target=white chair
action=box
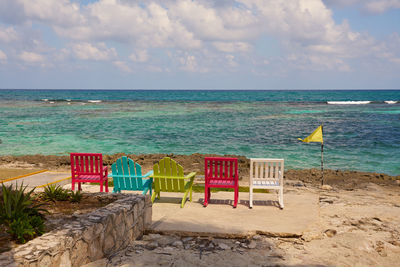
[249,158,284,209]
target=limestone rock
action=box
[158,236,177,247]
[182,237,193,242]
[248,241,257,249]
[81,258,108,267]
[172,241,184,248]
[252,234,262,240]
[324,229,337,238]
[218,243,230,250]
[321,185,333,190]
[145,241,159,250]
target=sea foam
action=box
[327,101,371,105]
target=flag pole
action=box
[321,125,324,185]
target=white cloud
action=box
[113,61,132,73]
[0,0,399,77]
[0,50,7,62]
[213,42,251,53]
[129,50,149,63]
[179,54,198,72]
[364,0,400,14]
[0,26,18,43]
[0,0,83,26]
[70,42,117,61]
[323,0,400,14]
[19,51,44,63]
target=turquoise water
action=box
[0,89,399,175]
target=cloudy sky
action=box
[0,0,399,89]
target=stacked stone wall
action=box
[0,194,152,267]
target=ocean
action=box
[0,89,399,175]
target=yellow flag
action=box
[298,125,323,143]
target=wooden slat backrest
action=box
[205,157,238,181]
[112,156,143,190]
[250,158,284,181]
[71,153,103,176]
[153,157,185,192]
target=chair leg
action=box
[190,187,192,202]
[105,180,109,193]
[72,181,75,191]
[181,190,189,208]
[279,188,284,209]
[249,186,253,209]
[78,182,82,191]
[151,191,157,203]
[100,181,103,192]
[157,192,160,200]
[233,187,238,208]
[203,185,208,207]
[207,187,211,201]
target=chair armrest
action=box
[184,172,196,190]
[142,170,154,178]
[184,172,196,182]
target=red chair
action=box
[70,153,108,192]
[204,157,239,208]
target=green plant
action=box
[69,190,82,203]
[8,216,35,244]
[0,183,46,225]
[43,184,70,201]
[29,215,45,235]
[0,183,47,244]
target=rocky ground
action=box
[79,182,400,267]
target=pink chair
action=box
[204,157,239,208]
[70,153,108,192]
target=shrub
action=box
[69,190,82,203]
[8,216,35,244]
[0,183,47,244]
[42,184,70,202]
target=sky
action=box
[0,0,400,90]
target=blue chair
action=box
[109,156,153,195]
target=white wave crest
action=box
[384,101,397,104]
[327,101,371,105]
[42,99,48,101]
[88,100,102,103]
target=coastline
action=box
[1,153,398,189]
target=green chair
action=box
[151,157,196,208]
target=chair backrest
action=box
[204,157,238,182]
[70,153,103,176]
[153,157,185,192]
[250,158,284,182]
[112,156,143,190]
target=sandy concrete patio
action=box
[149,190,320,237]
[2,171,70,189]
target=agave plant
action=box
[0,183,45,224]
[0,183,47,243]
[42,184,70,202]
[69,190,82,203]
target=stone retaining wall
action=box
[0,193,152,267]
